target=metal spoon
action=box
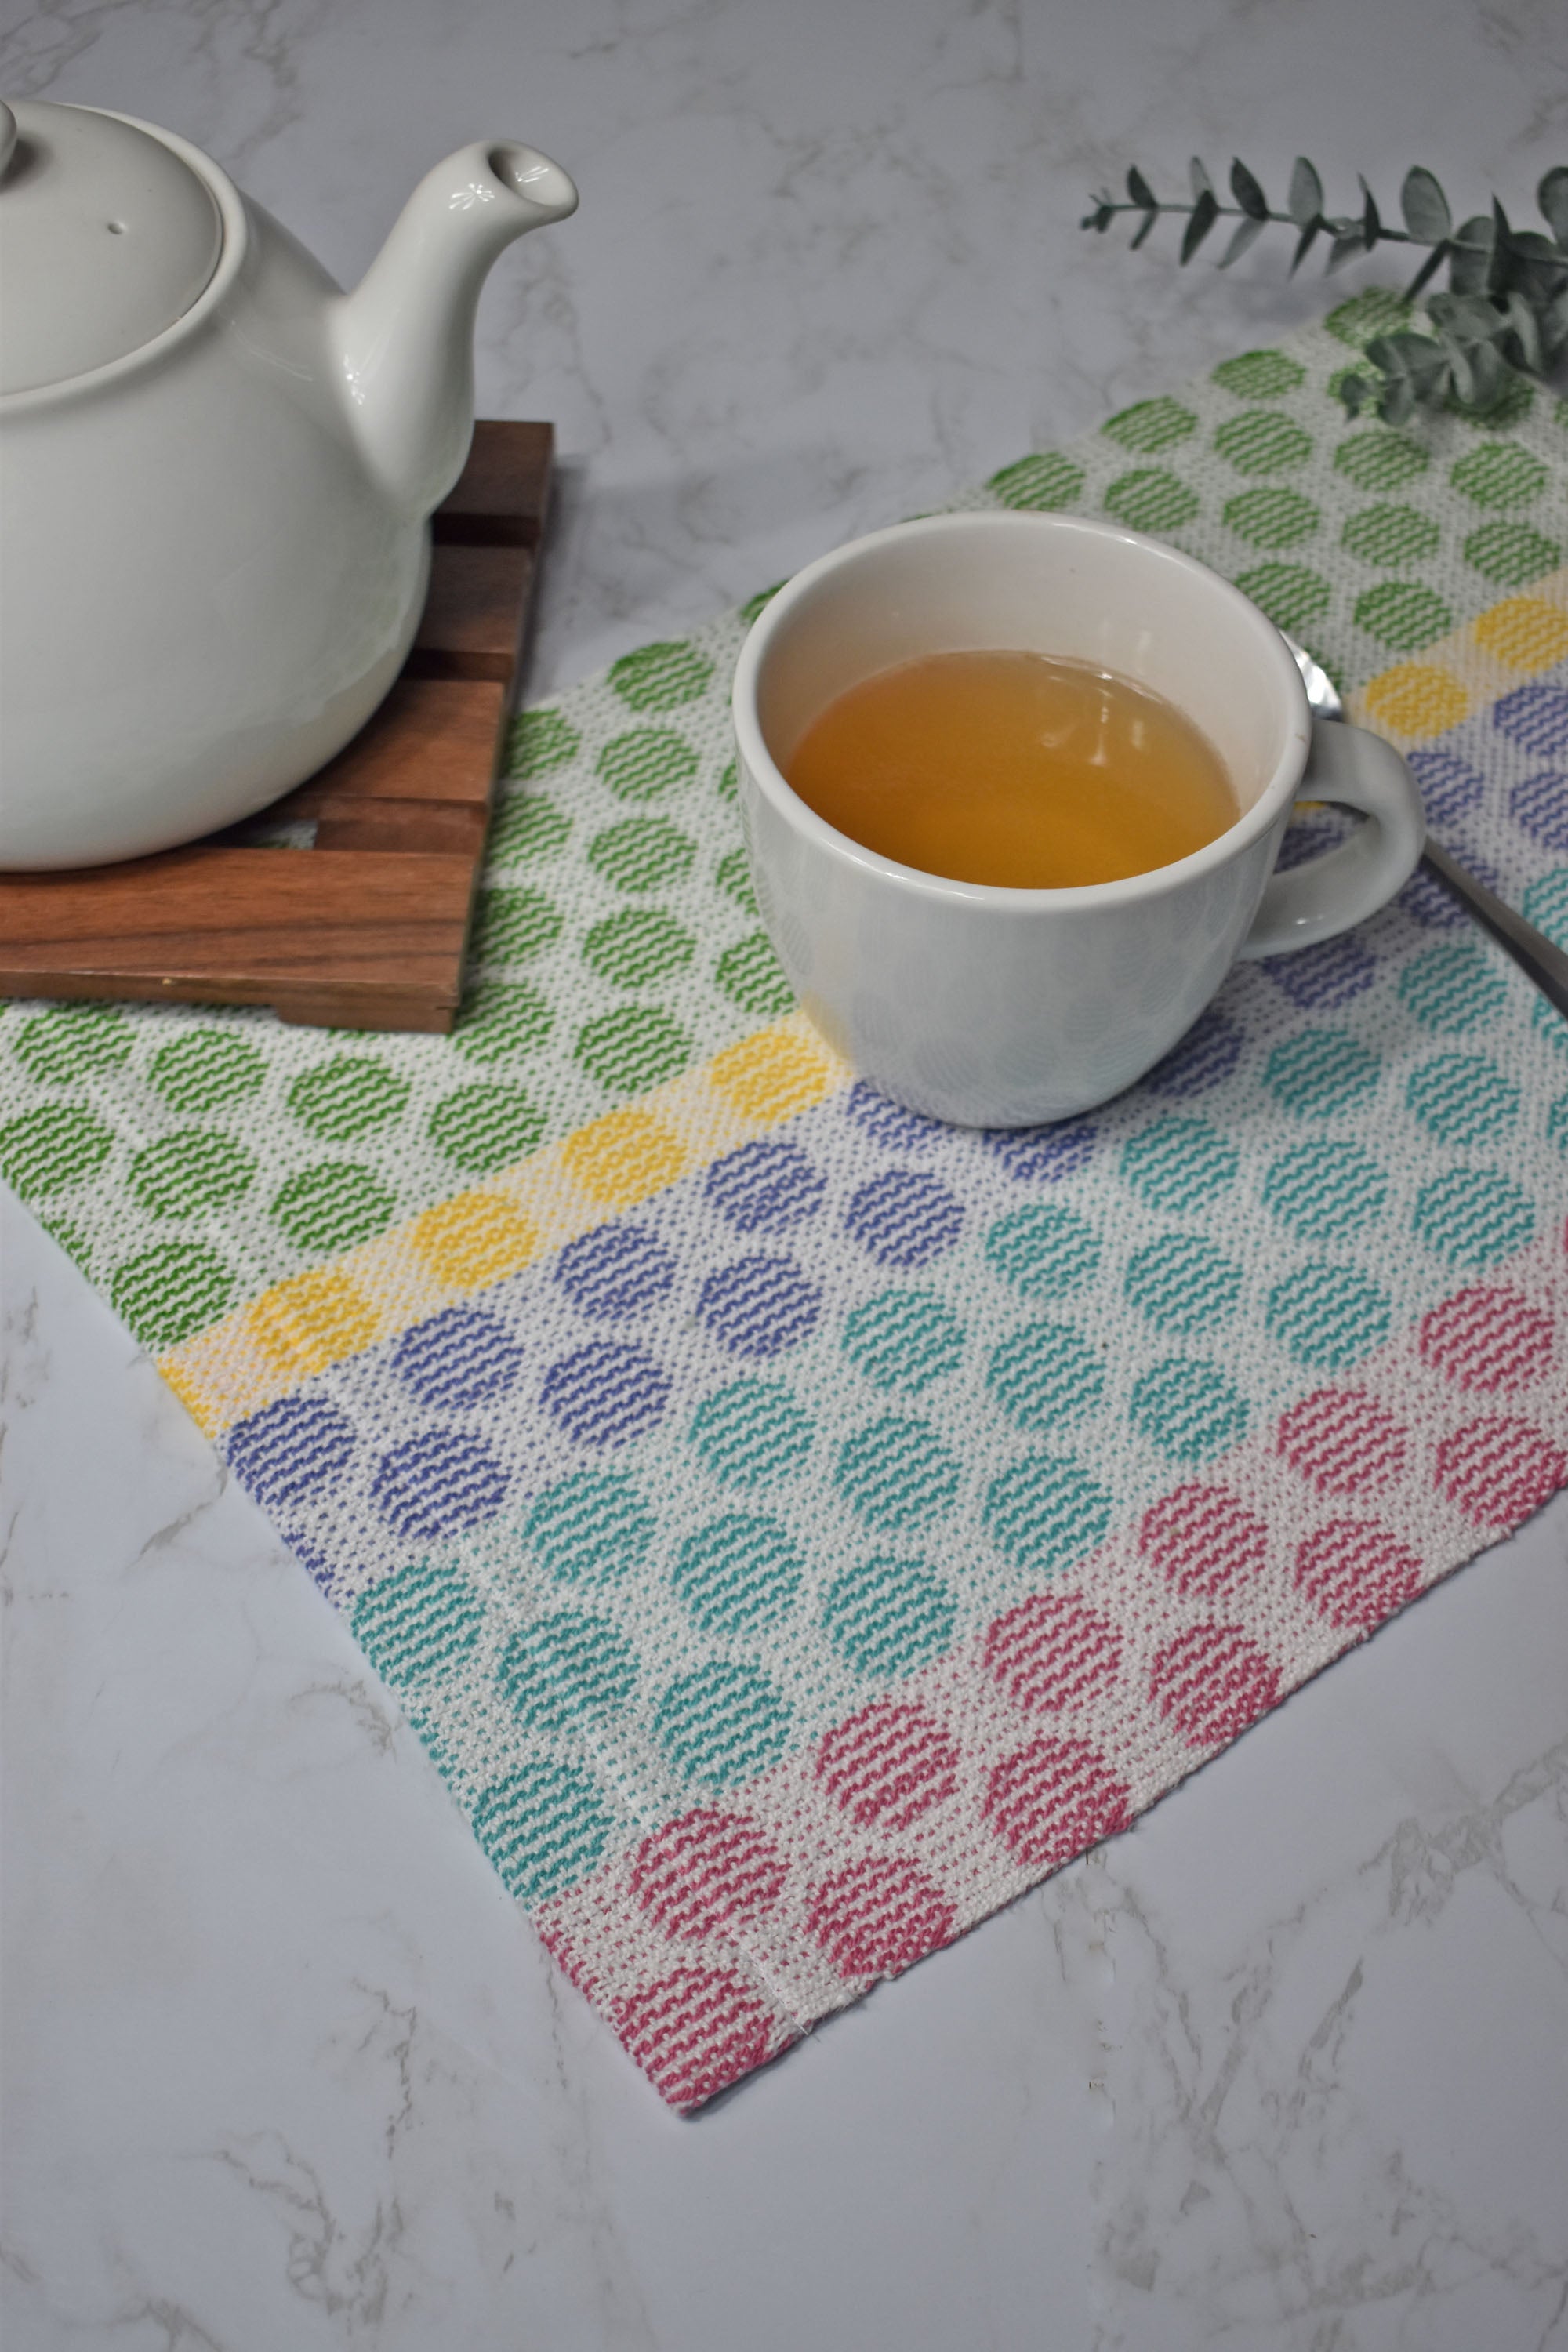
[1283,635,1568,1022]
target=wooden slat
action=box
[434,419,553,546]
[408,543,536,682]
[270,677,505,817]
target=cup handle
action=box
[1236,719,1426,960]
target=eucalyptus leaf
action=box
[1400,167,1451,242]
[1541,165,1568,243]
[1287,156,1323,228]
[1130,208,1159,250]
[1381,375,1417,426]
[1216,213,1265,268]
[1504,288,1543,371]
[1359,177,1382,246]
[1403,241,1449,302]
[1327,227,1367,273]
[1289,220,1321,274]
[1189,156,1214,201]
[1127,165,1156,209]
[1230,158,1268,220]
[1180,187,1219,262]
[1439,330,1475,405]
[1465,339,1509,408]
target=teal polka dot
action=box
[672,1513,803,1634]
[473,1760,611,1904]
[351,1559,485,1684]
[524,1472,655,1586]
[1547,1092,1568,1153]
[497,1612,637,1733]
[842,1290,966,1392]
[1262,1142,1389,1238]
[688,1379,815,1487]
[986,1320,1105,1428]
[836,1416,960,1530]
[1123,1234,1243,1334]
[1265,1263,1392,1370]
[1129,1359,1248,1463]
[984,1454,1113,1573]
[1522,870,1568,946]
[821,1556,956,1677]
[984,1203,1101,1297]
[1399,946,1508,1035]
[1264,1029,1382,1118]
[654,1662,792,1787]
[1413,1169,1537,1271]
[1405,1054,1521,1145]
[1121,1118,1240,1210]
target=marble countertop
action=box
[3,2,1566,2346]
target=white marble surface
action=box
[4,2,1568,2345]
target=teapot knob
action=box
[0,103,16,180]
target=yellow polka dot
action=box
[710,1026,836,1125]
[1359,663,1471,739]
[159,1354,224,1435]
[1472,596,1568,673]
[561,1107,688,1207]
[408,1192,539,1291]
[247,1267,381,1377]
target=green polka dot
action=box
[842,1290,966,1393]
[1334,431,1429,493]
[1406,1054,1521,1145]
[717,759,739,802]
[1102,397,1199,454]
[1262,1141,1389,1238]
[987,1319,1104,1428]
[689,1378,815,1488]
[715,846,758,913]
[715,931,794,1018]
[587,816,698,894]
[1235,563,1332,633]
[1212,349,1306,399]
[11,1004,132,1085]
[1341,503,1442,568]
[428,1083,546,1174]
[1214,410,1314,476]
[654,1662,792,1787]
[1462,521,1562,586]
[489,793,572,864]
[1354,579,1454,648]
[510,706,580,779]
[0,1103,114,1200]
[1265,1263,1392,1369]
[452,980,554,1062]
[129,1129,256,1218]
[1103,469,1202,532]
[1120,1118,1240,1210]
[989,452,1086,510]
[574,1005,691,1095]
[1399,945,1508,1035]
[1225,487,1320,548]
[1326,289,1411,349]
[1523,872,1568,948]
[596,729,700,802]
[1265,1029,1382,1117]
[836,1415,960,1530]
[983,1453,1112,1573]
[739,583,785,626]
[582,908,696,989]
[1450,444,1549,510]
[673,1513,804,1635]
[822,1556,956,1677]
[1123,1234,1243,1334]
[524,1472,655,1586]
[288,1055,411,1142]
[608,640,714,713]
[111,1240,235,1349]
[472,1760,611,1904]
[1413,1168,1537,1270]
[270,1161,397,1252]
[473,885,564,964]
[147,1029,267,1113]
[1128,1359,1248,1464]
[352,1559,485,1684]
[1450,372,1534,431]
[498,1612,637,1732]
[985,1203,1101,1297]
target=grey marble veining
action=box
[4,2,1568,2347]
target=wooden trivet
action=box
[0,422,553,1035]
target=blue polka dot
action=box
[1407,745,1486,822]
[554,1223,676,1320]
[1144,1007,1243,1097]
[844,1079,942,1152]
[1397,865,1470,928]
[1510,772,1568,850]
[227,1394,356,1508]
[698,1254,821,1357]
[1261,931,1379,1010]
[1493,684,1568,760]
[844,1170,964,1267]
[983,1123,1096,1183]
[1275,811,1354,871]
[371,1429,510,1537]
[393,1307,524,1407]
[705,1138,826,1232]
[542,1341,672,1446]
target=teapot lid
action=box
[0,100,223,395]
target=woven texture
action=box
[4,292,1566,2110]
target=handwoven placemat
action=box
[4,293,1565,2109]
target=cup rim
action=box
[730,509,1312,912]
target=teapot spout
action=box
[333,140,575,517]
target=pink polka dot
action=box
[1435,1417,1568,1528]
[1294,1518,1423,1628]
[983,1735,1132,1871]
[1276,1388,1409,1495]
[1419,1287,1555,1394]
[615,1965,777,2110]
[629,1809,788,1942]
[1148,1623,1281,1748]
[815,1700,960,1831]
[1139,1484,1269,1600]
[806,1856,957,1981]
[984,1591,1122,1713]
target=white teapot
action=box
[0,100,576,868]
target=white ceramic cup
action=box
[731,511,1425,1127]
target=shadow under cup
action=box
[731,510,1312,1129]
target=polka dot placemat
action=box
[4,300,1566,2110]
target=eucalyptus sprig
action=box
[1081,158,1568,423]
